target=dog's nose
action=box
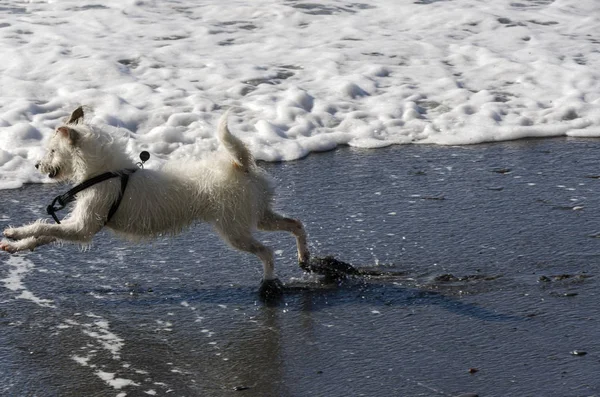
[35,163,39,169]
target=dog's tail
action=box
[218,109,253,172]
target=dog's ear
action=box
[67,106,84,125]
[57,126,79,145]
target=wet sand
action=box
[2,138,600,397]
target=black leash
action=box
[47,169,137,224]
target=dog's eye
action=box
[50,150,55,155]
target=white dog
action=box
[1,107,310,297]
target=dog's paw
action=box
[298,251,310,267]
[258,278,284,302]
[3,227,23,241]
[0,242,18,254]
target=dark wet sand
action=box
[2,138,600,397]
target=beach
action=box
[2,138,600,396]
[2,0,600,395]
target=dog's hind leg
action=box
[215,227,276,280]
[258,210,310,265]
[215,226,283,299]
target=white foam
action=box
[0,256,55,308]
[65,315,153,393]
[71,355,93,367]
[95,370,140,390]
[81,315,125,360]
[1,0,600,189]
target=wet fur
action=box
[1,107,310,285]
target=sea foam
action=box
[1,0,599,189]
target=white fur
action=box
[1,108,310,282]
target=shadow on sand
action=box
[74,256,520,324]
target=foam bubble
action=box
[0,0,599,188]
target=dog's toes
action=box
[0,243,17,254]
[3,227,24,241]
[299,252,310,268]
[299,259,311,272]
[258,278,284,302]
[3,228,16,240]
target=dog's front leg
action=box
[0,236,57,253]
[4,220,61,241]
[4,222,62,241]
[3,223,37,241]
[3,219,101,245]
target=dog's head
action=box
[37,106,135,183]
[36,107,85,182]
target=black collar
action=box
[47,169,137,224]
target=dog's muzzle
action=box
[37,163,59,178]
